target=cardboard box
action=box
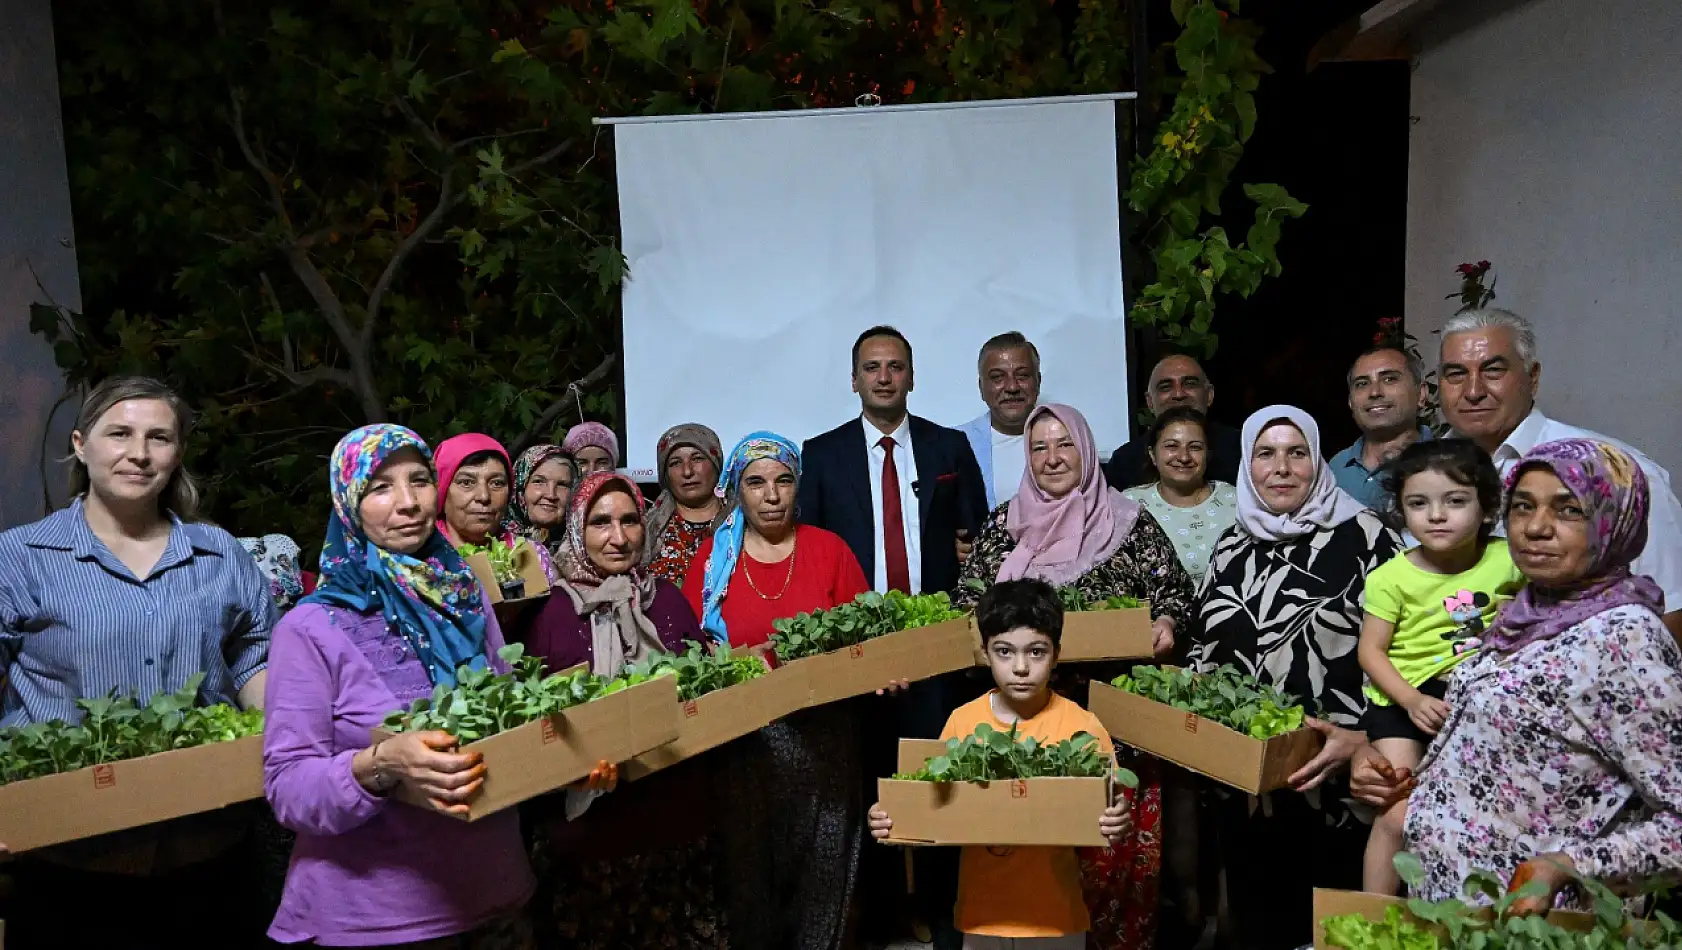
[1312,888,1606,949]
[465,549,552,622]
[375,674,679,821]
[1088,680,1323,793]
[784,618,978,708]
[0,735,263,853]
[622,662,809,780]
[1055,606,1156,662]
[875,738,1111,847]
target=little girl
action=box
[1357,438,1525,895]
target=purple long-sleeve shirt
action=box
[262,600,534,946]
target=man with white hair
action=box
[1439,307,1682,637]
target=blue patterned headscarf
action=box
[301,424,490,686]
[699,432,802,643]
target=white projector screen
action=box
[609,96,1130,480]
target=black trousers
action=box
[1214,791,1367,950]
[3,830,271,950]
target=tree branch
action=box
[362,167,455,349]
[506,138,579,179]
[512,353,618,455]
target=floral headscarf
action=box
[505,444,574,543]
[1487,438,1664,651]
[698,432,801,643]
[557,472,650,586]
[642,423,726,568]
[301,424,489,686]
[562,422,620,468]
[552,471,665,677]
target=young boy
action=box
[868,578,1132,949]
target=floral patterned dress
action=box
[645,516,715,588]
[1404,604,1682,906]
[954,503,1196,950]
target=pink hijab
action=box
[1235,405,1366,542]
[433,433,515,541]
[998,404,1141,587]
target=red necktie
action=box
[879,436,911,594]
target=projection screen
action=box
[604,94,1132,480]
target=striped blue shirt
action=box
[0,498,276,726]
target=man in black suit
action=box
[799,325,987,950]
[1103,353,1243,488]
[799,325,989,599]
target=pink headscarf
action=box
[433,433,514,540]
[563,422,620,467]
[998,404,1142,587]
[1235,406,1367,542]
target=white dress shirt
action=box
[990,427,1026,506]
[1486,408,1682,614]
[864,415,923,594]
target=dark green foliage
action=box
[0,674,264,785]
[621,642,768,702]
[770,591,963,662]
[1110,664,1305,739]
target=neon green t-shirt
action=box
[1361,539,1526,706]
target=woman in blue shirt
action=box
[0,375,279,948]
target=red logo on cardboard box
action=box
[540,718,558,744]
[1010,780,1028,799]
[849,644,865,659]
[93,765,117,789]
[1183,713,1198,734]
[683,700,700,718]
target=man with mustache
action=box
[957,331,1042,510]
[1330,345,1433,510]
[1438,307,1682,639]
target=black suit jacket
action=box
[1102,420,1243,489]
[798,415,989,596]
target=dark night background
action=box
[1128,0,1411,455]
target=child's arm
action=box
[1356,612,1421,709]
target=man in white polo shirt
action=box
[1439,307,1682,638]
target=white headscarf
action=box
[1236,405,1367,542]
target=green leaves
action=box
[771,591,963,662]
[457,537,520,585]
[1111,665,1305,740]
[1057,586,1142,613]
[1320,855,1681,949]
[893,722,1134,786]
[382,643,680,741]
[1126,0,1301,357]
[0,674,264,785]
[621,642,769,702]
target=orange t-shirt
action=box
[943,690,1115,938]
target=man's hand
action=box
[1349,745,1416,809]
[1507,853,1576,917]
[1151,617,1176,658]
[1099,797,1133,845]
[955,530,974,566]
[1403,693,1451,735]
[876,678,912,696]
[868,804,894,841]
[1287,718,1366,792]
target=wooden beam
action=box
[1308,0,1454,70]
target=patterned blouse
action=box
[951,502,1197,629]
[1189,510,1401,730]
[645,517,715,589]
[1404,604,1682,905]
[1121,482,1239,586]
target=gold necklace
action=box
[743,538,798,600]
